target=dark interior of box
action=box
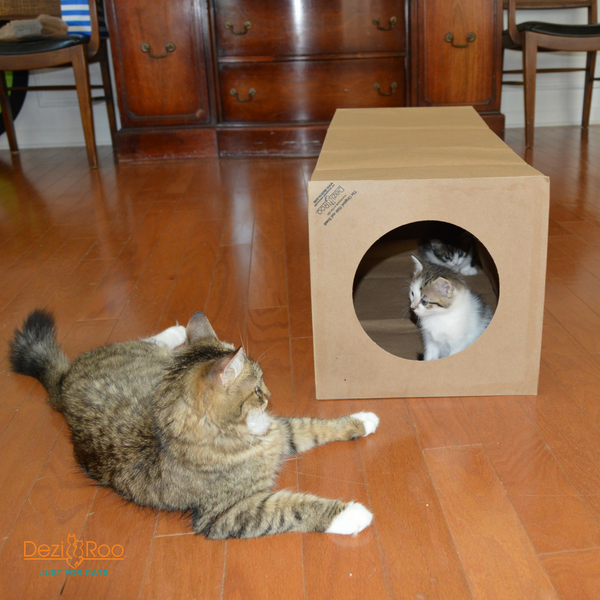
[352,221,500,361]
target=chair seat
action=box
[0,35,88,56]
[503,22,600,49]
[518,21,600,37]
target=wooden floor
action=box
[1,126,600,599]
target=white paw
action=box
[351,412,379,436]
[148,325,187,349]
[325,502,373,535]
[460,265,478,275]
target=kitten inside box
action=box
[353,221,498,361]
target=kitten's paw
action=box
[461,265,478,276]
[351,412,379,436]
[325,502,373,535]
[149,325,187,349]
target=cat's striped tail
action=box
[9,309,69,411]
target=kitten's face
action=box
[430,240,469,268]
[410,256,455,318]
[410,278,453,317]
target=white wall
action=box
[0,7,598,150]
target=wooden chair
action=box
[503,0,600,146]
[0,0,116,167]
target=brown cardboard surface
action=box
[311,107,531,181]
[308,107,549,399]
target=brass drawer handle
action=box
[374,82,398,96]
[225,21,251,35]
[140,42,176,58]
[230,88,256,102]
[444,32,476,48]
[372,17,397,31]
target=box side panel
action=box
[308,175,549,399]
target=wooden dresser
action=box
[104,0,504,160]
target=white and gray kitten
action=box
[418,227,478,275]
[409,255,492,360]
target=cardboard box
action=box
[308,107,549,399]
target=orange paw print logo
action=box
[66,534,84,569]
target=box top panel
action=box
[311,107,543,182]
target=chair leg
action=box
[97,41,117,148]
[0,71,19,153]
[71,46,98,168]
[523,33,539,148]
[582,51,596,128]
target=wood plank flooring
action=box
[1,126,600,599]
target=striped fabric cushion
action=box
[60,0,108,38]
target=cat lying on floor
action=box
[9,310,377,539]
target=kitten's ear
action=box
[186,311,217,343]
[213,348,246,387]
[430,239,444,251]
[411,254,423,274]
[433,277,453,297]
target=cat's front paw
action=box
[351,412,379,436]
[325,502,373,535]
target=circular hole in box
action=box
[352,220,499,361]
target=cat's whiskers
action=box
[237,324,247,355]
[255,344,277,366]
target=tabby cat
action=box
[410,256,493,360]
[9,310,378,539]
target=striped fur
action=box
[8,310,377,539]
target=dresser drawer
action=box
[106,0,211,127]
[412,0,501,110]
[214,0,405,57]
[220,57,406,123]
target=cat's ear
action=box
[430,239,444,251]
[433,277,453,297]
[186,311,217,343]
[213,348,246,387]
[411,254,423,274]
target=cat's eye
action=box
[421,299,428,306]
[458,251,465,257]
[444,254,451,261]
[254,386,262,397]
